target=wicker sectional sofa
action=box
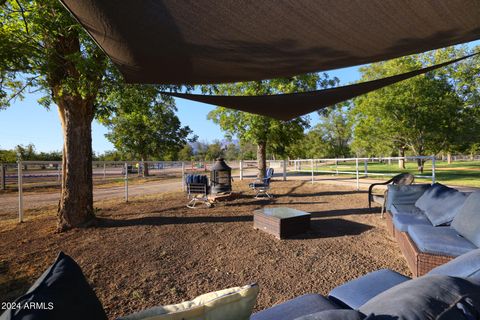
[385,182,480,277]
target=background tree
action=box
[350,50,468,172]
[207,74,338,178]
[177,144,194,161]
[99,86,193,176]
[205,140,224,161]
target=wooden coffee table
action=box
[254,207,311,239]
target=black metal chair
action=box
[368,173,415,217]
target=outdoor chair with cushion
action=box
[368,172,415,217]
[185,174,211,208]
[249,168,274,199]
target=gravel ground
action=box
[0,180,410,319]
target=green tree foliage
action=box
[99,86,193,175]
[205,140,224,161]
[177,144,194,161]
[207,74,338,177]
[350,48,473,172]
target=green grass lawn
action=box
[299,160,480,188]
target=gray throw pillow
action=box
[294,310,365,320]
[385,184,430,210]
[359,275,480,320]
[415,183,468,226]
[451,192,480,247]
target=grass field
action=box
[301,160,480,188]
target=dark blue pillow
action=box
[359,275,480,320]
[294,310,366,320]
[0,252,107,320]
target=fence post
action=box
[355,158,359,191]
[431,156,436,184]
[239,160,243,180]
[283,159,287,181]
[1,163,5,190]
[57,164,61,183]
[18,161,24,222]
[124,162,129,202]
[181,162,185,191]
[364,159,368,177]
[103,163,106,181]
[311,159,314,184]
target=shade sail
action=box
[163,53,478,121]
[60,0,480,85]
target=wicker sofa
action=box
[385,182,480,277]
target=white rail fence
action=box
[290,156,436,190]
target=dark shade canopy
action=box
[60,0,480,85]
[163,53,478,121]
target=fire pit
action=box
[210,158,232,194]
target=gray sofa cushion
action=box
[451,191,480,248]
[392,213,431,232]
[415,183,469,226]
[429,248,480,281]
[328,269,410,310]
[389,204,424,216]
[385,184,430,211]
[408,225,476,257]
[251,294,340,320]
[294,310,365,320]
[359,275,480,320]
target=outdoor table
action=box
[254,207,311,239]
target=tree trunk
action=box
[257,141,267,179]
[398,148,405,169]
[57,97,95,232]
[447,152,452,164]
[417,158,424,174]
[142,157,149,177]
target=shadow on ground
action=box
[291,218,374,239]
[310,207,379,218]
[96,215,253,228]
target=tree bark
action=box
[417,158,424,174]
[447,152,452,164]
[257,141,267,179]
[56,96,95,231]
[398,148,406,169]
[142,157,149,177]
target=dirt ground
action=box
[0,180,410,319]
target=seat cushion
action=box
[359,275,480,320]
[407,225,476,257]
[392,213,431,232]
[415,183,469,226]
[328,269,410,310]
[429,248,480,281]
[293,310,366,320]
[389,204,424,216]
[1,252,107,320]
[451,191,480,248]
[385,184,430,210]
[118,284,258,320]
[251,294,340,320]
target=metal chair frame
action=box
[368,172,415,217]
[186,183,211,208]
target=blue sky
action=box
[0,40,478,153]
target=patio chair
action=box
[368,172,414,217]
[249,168,274,199]
[185,174,211,208]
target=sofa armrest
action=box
[328,269,410,310]
[385,184,431,211]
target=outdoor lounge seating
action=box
[185,174,211,208]
[384,182,480,276]
[249,168,274,198]
[368,172,415,217]
[7,249,480,320]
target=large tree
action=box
[207,75,338,178]
[99,86,193,176]
[350,49,470,172]
[1,1,184,230]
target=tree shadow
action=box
[290,218,373,239]
[96,215,253,228]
